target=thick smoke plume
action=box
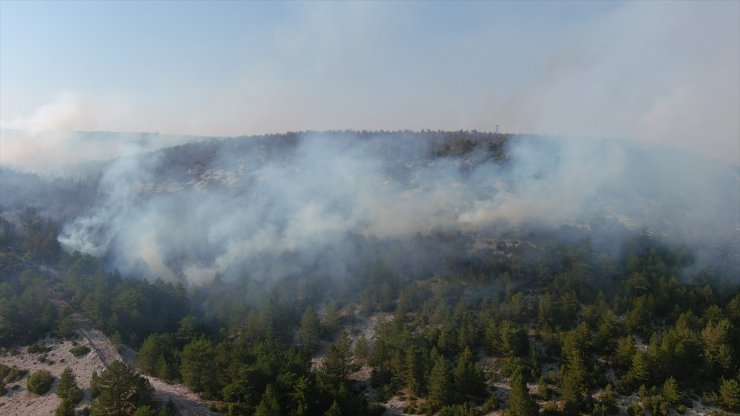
[55,133,739,284]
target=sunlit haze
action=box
[1,1,738,164]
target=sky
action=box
[1,0,739,164]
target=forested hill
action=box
[1,130,739,415]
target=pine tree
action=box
[137,335,160,375]
[90,370,100,398]
[91,361,154,416]
[55,399,75,416]
[324,400,342,416]
[454,346,486,399]
[615,336,636,369]
[662,377,679,406]
[291,375,311,416]
[719,378,740,411]
[507,372,536,416]
[405,347,422,396]
[622,351,649,392]
[180,338,216,394]
[255,384,280,416]
[322,331,353,383]
[560,335,587,414]
[537,376,549,400]
[427,356,452,411]
[56,367,82,404]
[299,306,321,351]
[702,319,734,379]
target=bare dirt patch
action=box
[0,338,104,416]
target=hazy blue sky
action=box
[1,1,738,163]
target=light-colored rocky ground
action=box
[0,338,104,416]
[0,329,216,416]
[0,306,215,416]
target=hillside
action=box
[0,130,739,415]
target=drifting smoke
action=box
[0,93,203,175]
[55,132,739,285]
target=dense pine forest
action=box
[1,131,739,415]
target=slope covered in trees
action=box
[1,131,738,415]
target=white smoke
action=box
[57,133,739,284]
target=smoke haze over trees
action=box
[1,2,739,414]
[29,131,736,286]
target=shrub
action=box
[8,368,27,383]
[27,370,54,394]
[28,341,50,354]
[70,345,91,357]
[57,367,83,404]
[55,398,75,416]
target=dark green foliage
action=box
[56,398,76,416]
[404,347,425,396]
[324,400,342,416]
[507,372,536,416]
[60,253,190,347]
[620,351,650,393]
[137,333,178,381]
[180,338,216,395]
[662,377,680,407]
[90,370,101,398]
[57,315,77,339]
[719,378,740,411]
[176,315,206,344]
[71,345,91,357]
[614,336,635,369]
[560,331,588,413]
[19,210,61,263]
[56,367,83,404]
[633,384,683,416]
[27,369,54,394]
[160,400,176,416]
[2,205,738,415]
[0,269,59,346]
[454,346,486,400]
[702,319,735,379]
[255,384,280,416]
[322,332,353,384]
[427,356,452,411]
[91,361,153,416]
[28,340,51,354]
[537,376,549,400]
[594,383,618,415]
[131,405,157,416]
[0,363,27,384]
[299,306,321,351]
[439,403,479,416]
[322,301,341,335]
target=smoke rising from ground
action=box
[55,133,739,285]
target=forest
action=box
[0,131,739,416]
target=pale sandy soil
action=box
[0,337,105,416]
[0,309,215,416]
[73,313,216,416]
[19,267,218,416]
[0,332,216,416]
